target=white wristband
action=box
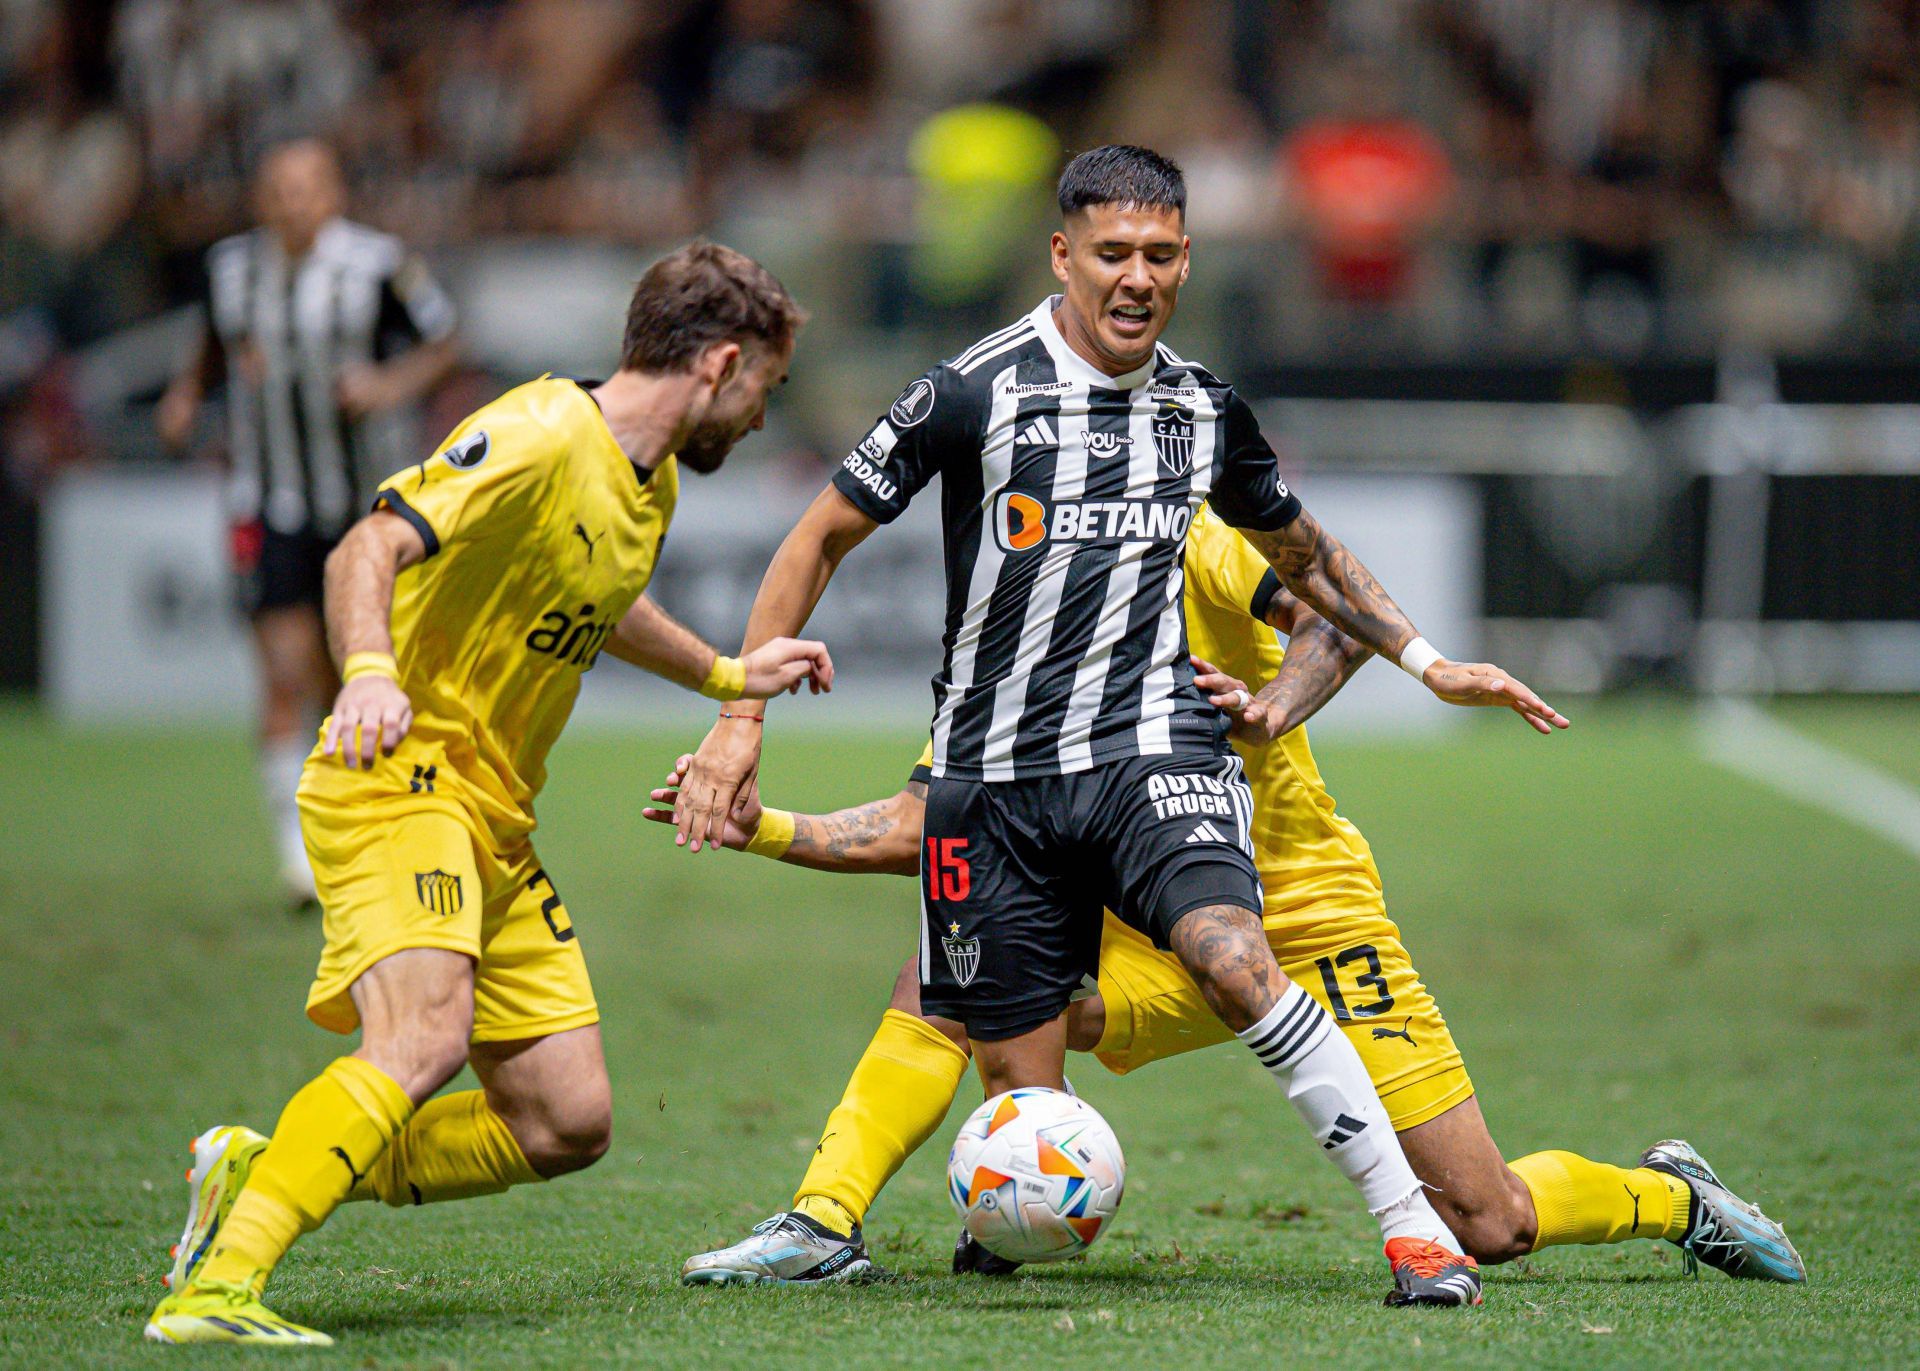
[1398,636,1444,683]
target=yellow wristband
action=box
[699,654,747,701]
[745,807,794,859]
[342,651,399,683]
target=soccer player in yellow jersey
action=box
[145,243,837,1347]
[652,504,1804,1288]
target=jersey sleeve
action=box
[373,406,550,557]
[908,740,935,786]
[1185,509,1282,627]
[374,253,458,354]
[830,365,972,524]
[1207,392,1301,533]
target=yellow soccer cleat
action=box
[163,1125,269,1293]
[144,1279,333,1347]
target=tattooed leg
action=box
[1173,907,1469,1258]
[1168,903,1289,1031]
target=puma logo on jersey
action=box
[1015,416,1057,447]
[572,522,603,560]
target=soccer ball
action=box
[945,1086,1126,1264]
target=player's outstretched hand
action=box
[1191,655,1272,743]
[1421,659,1570,735]
[676,717,763,853]
[642,754,760,850]
[739,637,835,699]
[322,676,414,768]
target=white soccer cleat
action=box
[681,1212,875,1286]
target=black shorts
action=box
[918,751,1263,1040]
[232,521,337,617]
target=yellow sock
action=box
[197,1057,412,1291]
[791,1010,968,1237]
[1511,1150,1691,1249]
[348,1091,542,1206]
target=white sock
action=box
[258,734,311,874]
[1238,983,1461,1253]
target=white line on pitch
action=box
[1695,696,1920,862]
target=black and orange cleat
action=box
[1383,1237,1483,1307]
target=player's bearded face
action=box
[1052,205,1189,373]
[679,339,793,473]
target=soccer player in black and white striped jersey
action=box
[158,140,459,905]
[676,146,1568,1304]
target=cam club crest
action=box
[414,868,464,917]
[1153,401,1194,476]
[941,920,981,987]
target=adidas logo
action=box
[1322,1112,1369,1149]
[1184,820,1229,845]
[1016,416,1058,447]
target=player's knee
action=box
[1439,1185,1536,1265]
[1170,905,1277,1032]
[1065,996,1105,1053]
[365,1028,470,1104]
[521,1098,613,1178]
[888,957,922,1014]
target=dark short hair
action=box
[620,242,806,374]
[1056,144,1186,218]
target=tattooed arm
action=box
[1194,589,1373,743]
[1238,510,1569,734]
[780,785,926,875]
[643,755,926,875]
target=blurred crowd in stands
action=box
[6,0,1920,492]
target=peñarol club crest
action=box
[414,869,463,917]
[1153,401,1195,476]
[941,920,980,987]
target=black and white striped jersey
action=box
[831,295,1300,783]
[203,217,456,537]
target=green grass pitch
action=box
[3,698,1918,1368]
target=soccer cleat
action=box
[1640,1139,1805,1283]
[163,1125,268,1292]
[680,1212,876,1286]
[143,1278,333,1346]
[1383,1237,1483,1307]
[951,1227,1023,1277]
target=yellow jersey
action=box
[307,376,678,842]
[910,503,1382,914]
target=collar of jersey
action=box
[560,376,654,488]
[1029,295,1157,392]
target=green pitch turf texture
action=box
[3,697,1917,1369]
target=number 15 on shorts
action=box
[925,838,970,901]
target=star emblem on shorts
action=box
[948,922,960,937]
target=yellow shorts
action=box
[299,790,597,1043]
[1091,901,1472,1131]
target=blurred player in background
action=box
[157,139,460,906]
[144,243,834,1348]
[652,505,1804,1290]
